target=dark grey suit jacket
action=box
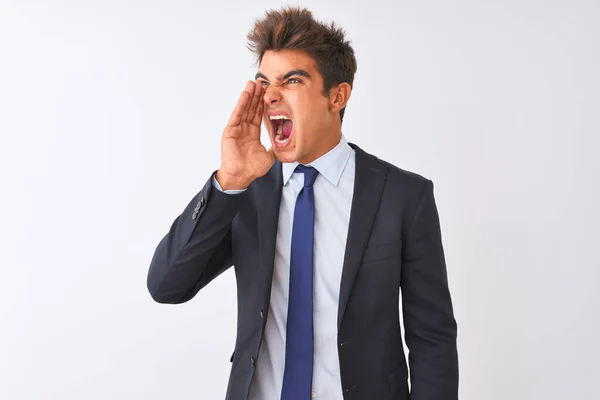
[147,142,459,399]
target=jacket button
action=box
[192,197,205,219]
[251,357,256,368]
[260,309,264,319]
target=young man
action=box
[147,6,458,400]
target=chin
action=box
[273,147,298,163]
[270,132,298,163]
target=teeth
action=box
[275,134,288,143]
[269,115,290,120]
[277,124,283,134]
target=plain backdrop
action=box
[1,0,599,399]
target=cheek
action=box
[291,96,312,122]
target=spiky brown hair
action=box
[246,6,357,122]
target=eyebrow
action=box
[255,69,311,81]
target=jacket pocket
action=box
[362,239,402,264]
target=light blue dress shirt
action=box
[213,135,356,399]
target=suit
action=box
[147,141,459,399]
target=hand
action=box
[216,80,275,191]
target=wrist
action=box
[215,170,251,191]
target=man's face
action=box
[257,49,339,164]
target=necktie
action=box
[281,165,319,400]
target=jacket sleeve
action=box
[146,171,247,304]
[401,180,459,399]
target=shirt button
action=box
[312,391,316,398]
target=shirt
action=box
[213,135,356,399]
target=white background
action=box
[1,0,599,399]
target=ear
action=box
[329,82,352,114]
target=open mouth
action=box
[269,114,293,146]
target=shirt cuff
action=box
[212,175,247,194]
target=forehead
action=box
[259,49,320,78]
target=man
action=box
[147,6,458,400]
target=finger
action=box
[227,90,250,127]
[252,96,265,127]
[240,81,256,121]
[227,81,253,127]
[245,82,263,123]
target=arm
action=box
[146,171,247,304]
[401,180,459,399]
[147,80,271,304]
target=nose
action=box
[263,85,282,105]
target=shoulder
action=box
[349,142,433,197]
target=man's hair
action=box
[246,6,357,123]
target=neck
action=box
[297,129,341,165]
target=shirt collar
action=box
[282,134,352,187]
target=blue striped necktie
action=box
[281,165,319,400]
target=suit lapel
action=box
[337,143,388,328]
[257,160,283,313]
[256,145,387,329]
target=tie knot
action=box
[295,165,319,187]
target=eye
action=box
[286,78,301,84]
[259,80,269,88]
